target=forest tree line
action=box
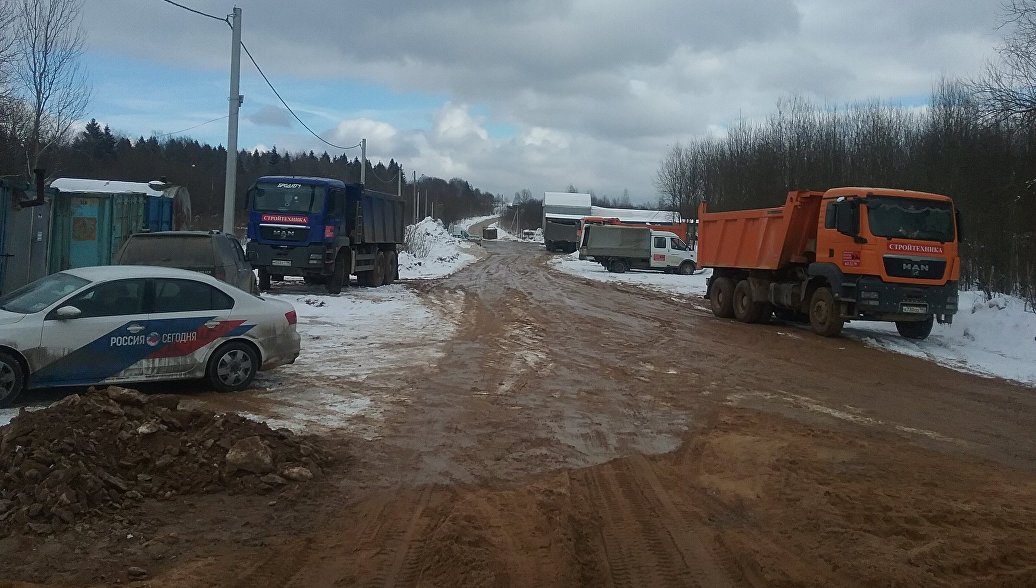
[0,119,497,228]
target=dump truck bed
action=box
[697,191,823,270]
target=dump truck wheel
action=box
[896,316,934,340]
[609,259,628,273]
[326,254,347,294]
[809,287,844,337]
[257,268,271,291]
[0,351,26,408]
[383,251,399,285]
[369,251,386,287]
[710,277,736,318]
[733,280,764,323]
[676,261,695,275]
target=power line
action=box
[153,115,230,139]
[157,0,228,23]
[240,41,362,151]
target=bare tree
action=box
[11,0,89,176]
[973,0,1036,121]
[0,0,17,92]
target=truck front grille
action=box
[883,255,945,280]
[259,224,310,242]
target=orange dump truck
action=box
[697,187,961,339]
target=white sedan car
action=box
[0,265,301,406]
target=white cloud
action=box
[79,0,1007,201]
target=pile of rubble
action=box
[0,387,331,535]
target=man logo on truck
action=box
[903,262,930,276]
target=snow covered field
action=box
[550,253,1036,386]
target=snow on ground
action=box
[457,214,499,230]
[398,217,482,279]
[490,222,544,244]
[550,254,1036,386]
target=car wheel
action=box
[206,341,258,393]
[0,351,26,408]
[677,261,695,275]
[609,259,628,273]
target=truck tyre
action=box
[384,251,398,285]
[257,268,271,291]
[809,287,844,337]
[206,341,258,393]
[709,277,736,318]
[896,316,934,340]
[733,280,765,323]
[0,351,26,408]
[609,259,628,273]
[676,261,696,275]
[370,251,387,287]
[326,253,348,294]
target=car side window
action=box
[653,236,667,249]
[152,278,234,313]
[62,278,147,318]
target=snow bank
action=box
[399,217,480,279]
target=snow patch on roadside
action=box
[399,217,480,279]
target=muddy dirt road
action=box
[5,239,1036,587]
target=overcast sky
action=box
[79,1,1004,203]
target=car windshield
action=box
[867,197,955,243]
[0,272,90,314]
[252,183,325,214]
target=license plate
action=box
[901,303,928,314]
[271,259,291,267]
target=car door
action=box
[651,235,668,268]
[147,277,237,377]
[33,278,151,387]
[667,236,689,267]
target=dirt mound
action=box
[0,387,332,536]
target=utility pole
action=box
[222,7,243,234]
[360,138,367,185]
[413,171,417,223]
[397,167,401,198]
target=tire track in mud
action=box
[573,458,733,588]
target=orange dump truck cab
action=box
[697,187,960,339]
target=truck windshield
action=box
[866,197,955,243]
[252,183,325,214]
